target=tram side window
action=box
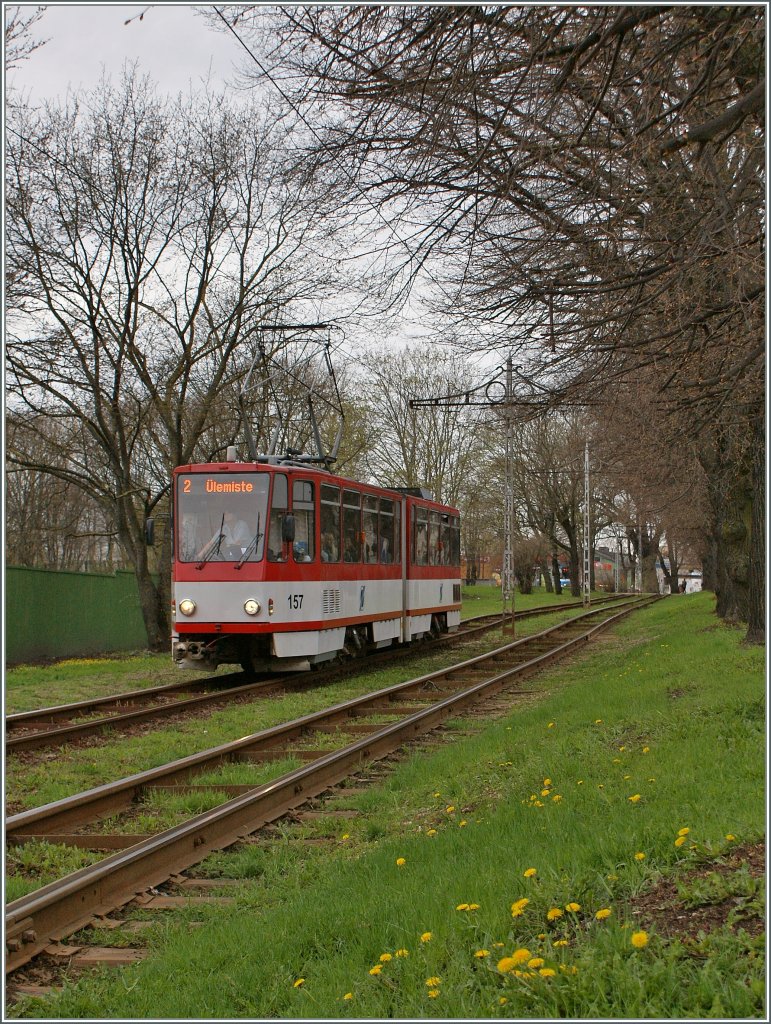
[429,511,441,565]
[379,498,395,563]
[268,474,288,562]
[439,514,452,566]
[362,495,378,563]
[292,479,315,562]
[320,484,340,563]
[450,516,461,566]
[413,506,429,565]
[343,489,361,562]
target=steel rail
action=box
[5,596,657,971]
[5,614,506,753]
[6,597,645,841]
[6,598,619,753]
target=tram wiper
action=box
[234,513,263,570]
[195,514,225,570]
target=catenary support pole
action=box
[582,440,591,607]
[503,357,515,631]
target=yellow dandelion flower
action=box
[674,836,686,848]
[631,930,649,948]
[425,976,441,987]
[543,778,552,786]
[369,965,382,976]
[623,775,631,780]
[395,948,409,958]
[595,908,612,920]
[293,978,305,988]
[677,827,690,836]
[497,953,525,974]
[648,777,656,782]
[456,903,469,911]
[539,967,556,978]
[726,834,736,841]
[396,857,406,867]
[598,784,604,789]
[420,932,432,943]
[552,794,563,802]
[541,788,551,796]
[547,721,555,728]
[341,834,350,841]
[493,941,504,948]
[433,792,441,797]
[537,933,546,940]
[527,957,545,969]
[428,989,440,998]
[547,907,564,921]
[642,746,650,753]
[427,828,437,836]
[446,805,455,813]
[343,992,353,1000]
[379,953,392,962]
[474,949,490,958]
[499,997,508,1005]
[459,820,467,827]
[595,718,603,724]
[468,903,480,911]
[607,873,618,881]
[553,939,569,947]
[565,902,580,912]
[619,745,626,751]
[628,794,641,803]
[634,852,646,861]
[577,779,584,785]
[511,898,529,916]
[612,758,621,764]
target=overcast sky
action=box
[8,4,245,100]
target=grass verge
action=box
[8,593,765,1018]
[3,585,580,714]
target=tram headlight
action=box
[178,598,196,616]
[244,599,261,616]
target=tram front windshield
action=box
[176,472,270,562]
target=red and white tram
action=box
[171,457,462,672]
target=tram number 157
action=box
[287,594,304,610]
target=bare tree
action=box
[358,345,487,506]
[4,5,47,70]
[6,412,124,570]
[5,71,350,647]
[232,5,764,640]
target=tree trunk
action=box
[712,473,750,624]
[699,420,752,624]
[745,413,765,644]
[540,557,554,592]
[701,541,717,592]
[135,566,168,651]
[551,552,562,594]
[116,493,170,653]
[658,555,671,593]
[516,569,533,595]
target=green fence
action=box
[6,566,151,665]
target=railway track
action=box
[6,596,624,753]
[6,594,657,975]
